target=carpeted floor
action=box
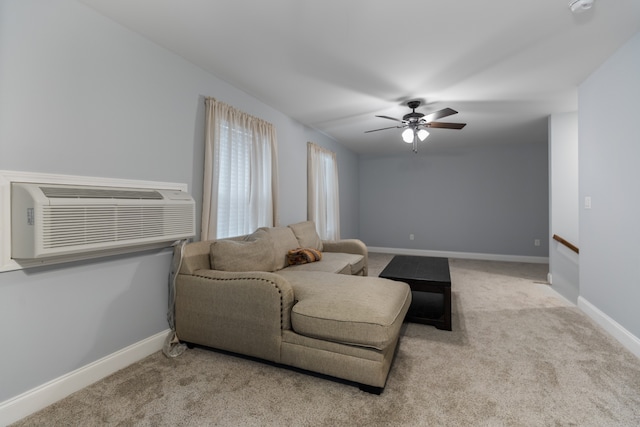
[13,254,640,426]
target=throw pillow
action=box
[210,237,276,272]
[287,248,323,266]
[258,226,301,270]
[288,221,323,251]
[244,228,269,242]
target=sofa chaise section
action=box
[174,222,411,392]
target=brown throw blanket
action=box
[287,248,322,265]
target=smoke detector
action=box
[569,0,594,13]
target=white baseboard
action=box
[368,246,549,264]
[578,297,640,359]
[0,329,170,426]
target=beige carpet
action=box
[13,255,640,426]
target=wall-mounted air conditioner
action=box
[11,183,195,259]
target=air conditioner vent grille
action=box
[40,186,163,200]
[41,205,194,249]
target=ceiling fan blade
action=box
[426,122,467,130]
[422,107,458,123]
[364,125,405,133]
[375,115,404,123]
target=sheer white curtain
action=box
[202,98,278,239]
[307,142,340,240]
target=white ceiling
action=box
[79,0,640,155]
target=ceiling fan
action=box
[365,100,466,152]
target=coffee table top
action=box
[379,255,451,286]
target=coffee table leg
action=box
[438,288,452,331]
[406,287,452,331]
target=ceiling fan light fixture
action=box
[364,100,465,153]
[402,128,414,143]
[417,129,430,141]
[568,0,594,13]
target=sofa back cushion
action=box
[210,236,277,272]
[259,226,301,270]
[288,221,323,251]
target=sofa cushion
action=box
[345,253,365,275]
[285,252,362,275]
[288,221,323,251]
[278,270,411,350]
[244,228,269,242]
[259,226,301,270]
[210,237,277,272]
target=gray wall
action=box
[548,113,579,303]
[358,141,549,258]
[0,0,358,402]
[578,31,640,338]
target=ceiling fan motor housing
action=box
[403,100,425,122]
[403,112,424,122]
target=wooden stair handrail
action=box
[552,234,579,254]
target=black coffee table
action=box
[379,255,452,331]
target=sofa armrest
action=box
[177,235,248,275]
[322,239,368,276]
[177,240,212,275]
[322,239,367,255]
[175,269,295,362]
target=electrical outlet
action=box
[409,234,415,241]
[534,239,541,247]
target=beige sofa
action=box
[175,221,411,393]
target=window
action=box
[202,98,278,239]
[307,142,340,240]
